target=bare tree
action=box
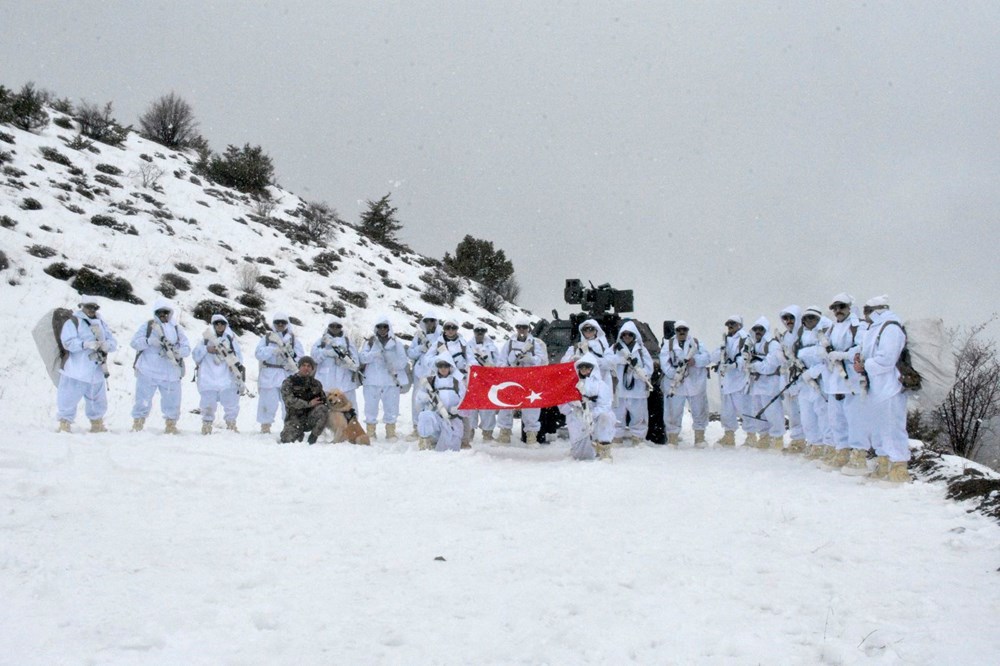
[934,318,1000,460]
[299,201,342,245]
[139,92,199,149]
[76,100,130,146]
[236,262,261,294]
[131,162,165,189]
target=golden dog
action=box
[325,389,371,445]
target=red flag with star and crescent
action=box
[459,362,581,411]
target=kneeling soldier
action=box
[279,356,328,444]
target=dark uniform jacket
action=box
[280,374,326,417]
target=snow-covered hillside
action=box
[3,109,1000,665]
[0,107,528,433]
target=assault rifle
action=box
[421,376,458,421]
[511,340,536,367]
[86,317,111,380]
[151,318,186,377]
[666,339,697,398]
[614,342,653,391]
[322,334,363,385]
[743,365,801,423]
[816,328,848,380]
[203,326,253,397]
[267,331,299,373]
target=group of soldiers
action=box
[54,292,913,481]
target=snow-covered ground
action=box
[3,106,1000,664]
[2,418,1000,664]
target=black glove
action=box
[629,357,638,367]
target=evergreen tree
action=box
[443,235,516,296]
[358,193,404,246]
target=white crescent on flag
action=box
[487,381,525,408]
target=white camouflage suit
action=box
[861,306,909,463]
[610,320,655,441]
[819,297,868,453]
[658,322,711,437]
[254,312,304,427]
[497,327,547,435]
[466,329,500,433]
[795,310,834,447]
[745,317,785,440]
[560,318,617,403]
[130,298,191,421]
[360,315,409,427]
[415,354,467,452]
[57,297,118,423]
[192,314,244,426]
[709,316,749,436]
[777,305,805,443]
[311,317,362,409]
[558,353,615,460]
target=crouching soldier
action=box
[415,354,467,452]
[279,356,328,444]
[192,314,245,434]
[559,353,614,461]
[57,295,118,433]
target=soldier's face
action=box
[578,365,594,379]
[516,325,529,339]
[213,322,226,333]
[443,324,459,338]
[582,326,597,340]
[436,362,452,377]
[802,315,819,330]
[156,308,171,322]
[675,327,688,341]
[423,319,437,333]
[621,332,635,344]
[298,363,315,377]
[474,330,485,342]
[782,315,795,331]
[752,326,765,342]
[831,302,850,322]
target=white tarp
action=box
[904,317,958,412]
[32,307,64,388]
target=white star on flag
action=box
[526,390,543,403]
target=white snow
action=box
[3,109,1000,664]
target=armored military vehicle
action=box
[531,279,671,444]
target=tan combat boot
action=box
[526,431,539,448]
[804,443,823,459]
[385,423,398,442]
[756,433,771,449]
[497,428,512,444]
[694,430,706,448]
[58,419,72,433]
[132,417,145,432]
[89,419,107,433]
[770,435,785,451]
[481,429,494,442]
[785,438,807,455]
[260,423,271,434]
[842,448,870,476]
[743,432,758,448]
[226,421,239,433]
[201,422,213,435]
[820,445,837,464]
[461,430,472,449]
[869,455,890,480]
[828,448,850,469]
[667,432,679,447]
[366,423,377,441]
[595,442,613,462]
[418,436,433,451]
[716,430,736,447]
[165,419,179,435]
[886,461,911,483]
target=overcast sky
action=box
[3,1,998,340]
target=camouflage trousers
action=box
[279,405,329,443]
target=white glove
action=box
[84,340,101,350]
[806,365,823,380]
[827,351,850,361]
[99,341,110,353]
[326,349,338,358]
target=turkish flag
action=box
[459,363,581,410]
